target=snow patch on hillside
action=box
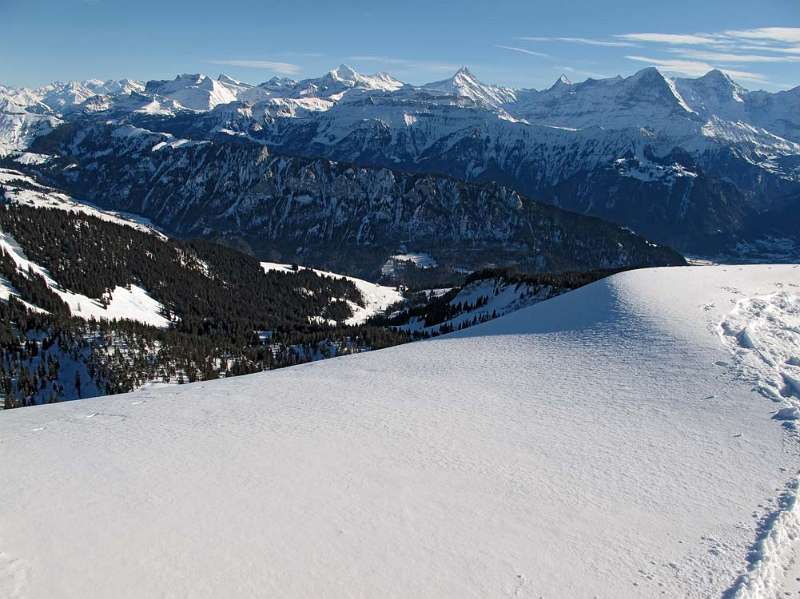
[381,252,438,276]
[13,152,52,165]
[0,169,166,238]
[261,262,403,325]
[67,285,171,328]
[0,231,170,327]
[400,277,556,335]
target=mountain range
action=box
[12,120,680,279]
[2,64,798,260]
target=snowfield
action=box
[1,265,800,598]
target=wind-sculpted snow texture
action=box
[1,265,800,598]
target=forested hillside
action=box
[0,190,406,407]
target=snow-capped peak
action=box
[453,66,475,79]
[696,69,745,102]
[621,67,695,113]
[330,64,360,82]
[144,73,237,111]
[423,67,517,107]
[627,66,665,84]
[549,74,572,91]
[217,74,238,84]
[671,69,751,119]
[217,74,247,87]
[289,64,404,96]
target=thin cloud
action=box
[555,66,611,79]
[518,36,635,47]
[671,49,800,64]
[724,27,800,44]
[209,60,302,75]
[495,45,550,57]
[740,45,800,55]
[625,55,767,83]
[279,52,325,59]
[616,33,720,45]
[347,55,460,72]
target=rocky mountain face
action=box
[22,122,684,278]
[0,171,410,406]
[3,64,799,259]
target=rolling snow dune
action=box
[1,265,800,598]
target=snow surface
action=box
[260,262,403,325]
[2,265,800,598]
[63,285,171,328]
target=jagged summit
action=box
[699,68,738,86]
[693,69,745,100]
[423,66,516,106]
[143,73,237,111]
[330,64,359,81]
[549,74,572,91]
[217,73,245,86]
[628,66,666,82]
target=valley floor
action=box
[1,265,799,598]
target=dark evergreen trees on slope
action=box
[0,205,407,408]
[0,204,364,338]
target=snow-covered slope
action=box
[396,275,560,335]
[0,168,166,237]
[2,265,799,597]
[0,229,170,327]
[0,111,59,156]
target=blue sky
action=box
[2,0,798,91]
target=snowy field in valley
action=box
[261,261,403,325]
[1,265,800,598]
